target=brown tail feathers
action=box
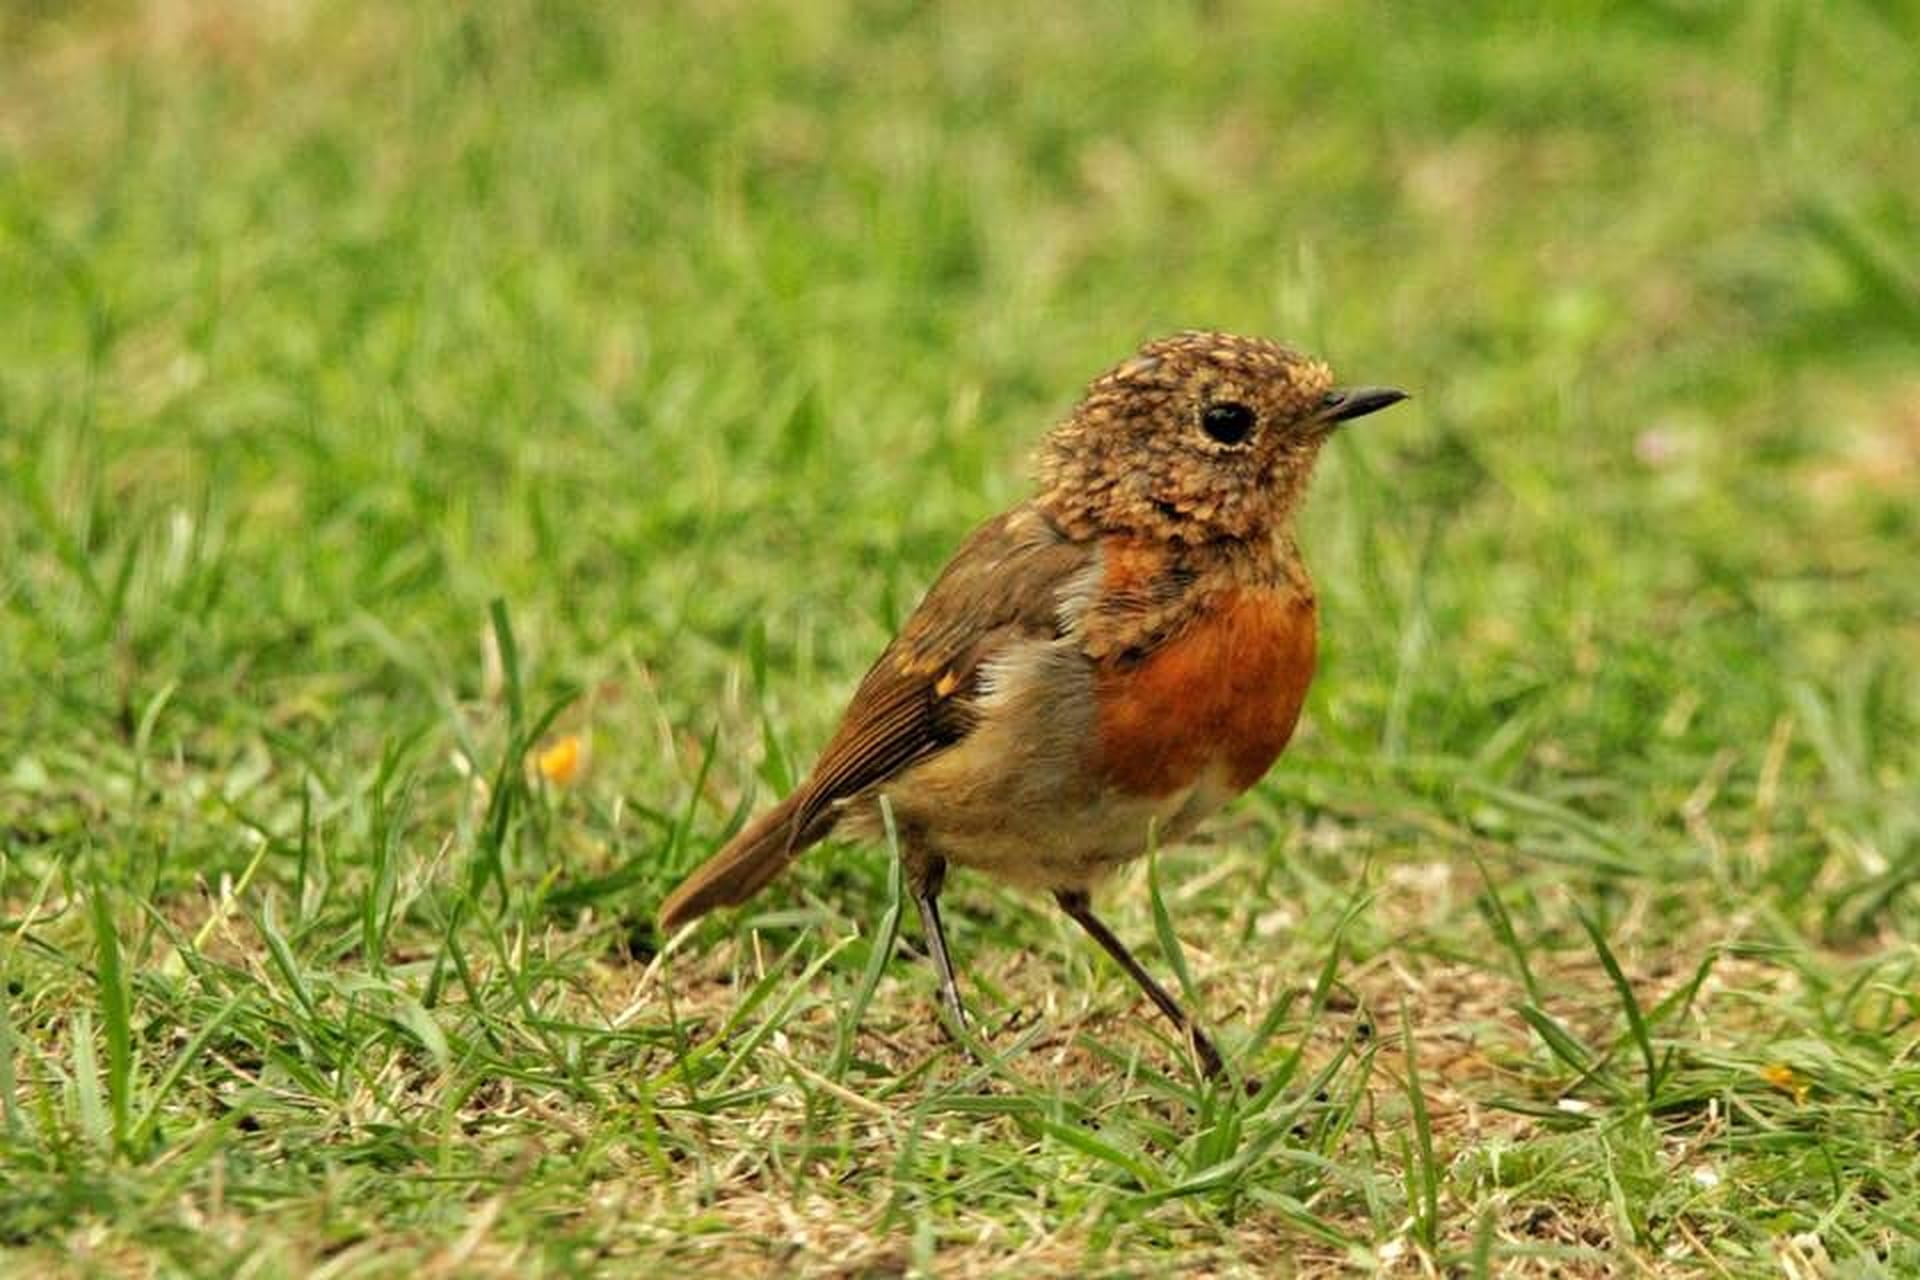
[657,791,837,930]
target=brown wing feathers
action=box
[657,507,1089,928]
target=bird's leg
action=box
[1054,888,1225,1080]
[910,855,969,1033]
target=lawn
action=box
[2,1,1917,1275]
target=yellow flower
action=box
[537,734,585,786]
[1760,1062,1809,1105]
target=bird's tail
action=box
[657,790,835,931]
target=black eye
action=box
[1201,401,1257,445]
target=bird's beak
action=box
[1317,386,1408,425]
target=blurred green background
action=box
[2,1,1917,1273]
[4,3,1916,791]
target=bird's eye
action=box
[1201,401,1257,446]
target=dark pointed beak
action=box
[1317,385,1408,424]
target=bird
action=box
[659,331,1406,1078]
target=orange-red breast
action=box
[660,331,1406,1077]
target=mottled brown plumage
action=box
[659,331,1406,1079]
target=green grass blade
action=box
[1577,909,1661,1103]
[69,1008,108,1153]
[832,807,906,1081]
[1470,852,1542,1006]
[0,992,21,1139]
[1400,1001,1440,1251]
[88,882,133,1155]
[1145,844,1200,1015]
[1517,1003,1602,1084]
[489,596,525,737]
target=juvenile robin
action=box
[659,331,1406,1078]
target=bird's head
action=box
[1037,331,1405,542]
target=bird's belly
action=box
[877,758,1242,891]
[848,588,1316,891]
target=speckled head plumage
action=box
[1037,331,1405,542]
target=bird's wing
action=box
[786,503,1098,838]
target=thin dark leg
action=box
[912,857,969,1031]
[1055,888,1224,1080]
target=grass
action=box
[2,0,1918,1274]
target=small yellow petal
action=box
[1760,1062,1808,1103]
[537,734,584,786]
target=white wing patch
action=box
[1053,547,1106,641]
